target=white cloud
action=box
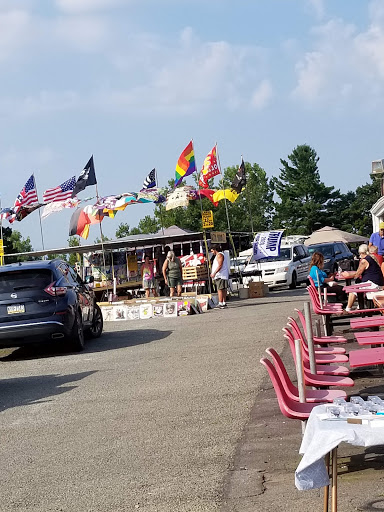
[308,0,325,20]
[292,2,384,107]
[0,90,81,118]
[54,15,108,50]
[250,80,273,110]
[0,9,32,61]
[55,0,124,14]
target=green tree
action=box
[272,144,339,235]
[137,215,160,234]
[115,223,131,238]
[2,227,33,262]
[153,163,272,233]
[215,162,274,232]
[336,180,381,235]
[68,235,81,266]
[94,234,110,244]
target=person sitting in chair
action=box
[341,243,384,312]
[309,252,347,303]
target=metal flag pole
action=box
[244,154,254,235]
[155,167,165,235]
[94,180,109,300]
[216,145,240,280]
[33,173,45,251]
[194,141,212,294]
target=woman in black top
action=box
[341,243,383,311]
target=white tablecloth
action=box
[295,404,384,490]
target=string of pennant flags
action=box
[0,142,247,240]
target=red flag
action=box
[198,146,220,189]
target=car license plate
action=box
[7,304,25,315]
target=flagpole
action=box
[216,145,241,284]
[244,154,254,235]
[33,173,45,251]
[95,182,110,300]
[155,168,165,235]
[193,141,213,295]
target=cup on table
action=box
[350,396,365,405]
[327,406,342,418]
[368,396,384,405]
[333,397,347,406]
[345,404,360,416]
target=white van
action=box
[242,243,311,289]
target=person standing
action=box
[369,222,384,265]
[210,245,229,309]
[162,250,183,297]
[141,255,158,299]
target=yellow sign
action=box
[202,210,214,229]
[211,231,227,244]
[0,239,3,257]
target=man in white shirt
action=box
[210,245,230,309]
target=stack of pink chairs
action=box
[260,311,354,422]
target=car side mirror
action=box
[85,275,94,284]
[335,250,341,255]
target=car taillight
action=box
[44,282,67,297]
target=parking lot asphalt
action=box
[1,286,383,511]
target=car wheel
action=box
[87,304,103,339]
[289,272,297,289]
[69,310,85,351]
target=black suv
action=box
[0,259,103,351]
[307,242,355,274]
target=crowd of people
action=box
[309,222,384,312]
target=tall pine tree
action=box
[272,144,339,235]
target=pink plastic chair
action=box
[259,357,317,419]
[294,308,347,347]
[287,317,348,363]
[282,332,354,387]
[283,326,350,376]
[265,348,347,403]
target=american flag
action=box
[13,175,39,213]
[142,168,156,189]
[43,176,76,203]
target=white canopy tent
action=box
[304,226,368,246]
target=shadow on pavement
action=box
[0,371,96,413]
[0,328,172,361]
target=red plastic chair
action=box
[287,317,348,363]
[307,286,343,313]
[282,332,354,388]
[265,348,347,403]
[308,275,336,300]
[294,308,347,346]
[259,357,317,419]
[283,326,350,376]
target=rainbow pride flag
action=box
[175,140,196,186]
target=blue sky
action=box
[0,0,383,250]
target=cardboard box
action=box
[249,281,265,298]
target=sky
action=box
[1,0,384,251]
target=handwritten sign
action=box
[202,210,214,229]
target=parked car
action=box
[306,242,355,274]
[242,243,311,289]
[229,256,249,274]
[0,259,103,351]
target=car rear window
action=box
[0,269,53,293]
